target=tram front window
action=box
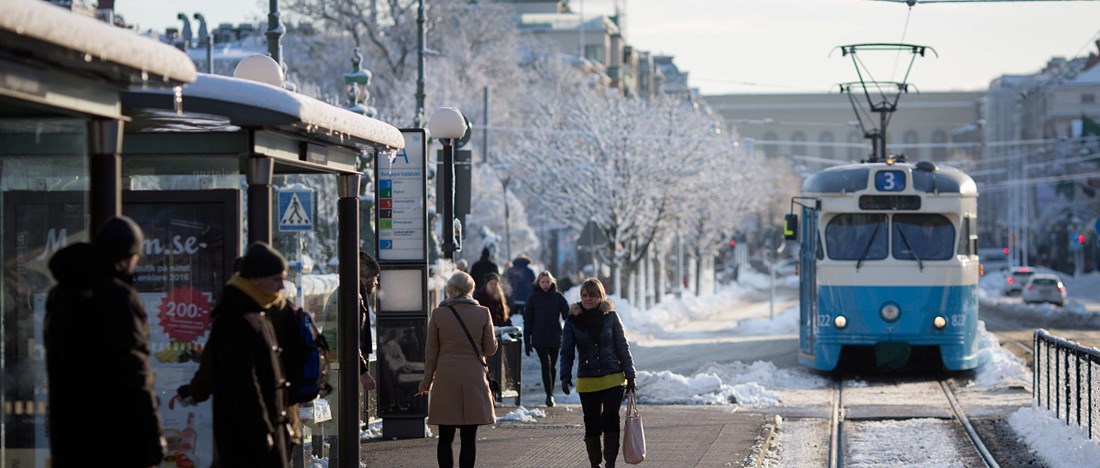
[826,214,887,260]
[893,214,954,260]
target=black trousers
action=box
[437,424,478,468]
[535,346,560,396]
[578,385,625,437]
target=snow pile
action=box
[971,322,1030,388]
[1009,405,1100,468]
[630,361,826,407]
[497,406,546,423]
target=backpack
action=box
[280,307,331,404]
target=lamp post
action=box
[490,161,513,262]
[344,49,376,118]
[428,107,468,260]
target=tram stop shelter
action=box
[118,72,404,467]
[1,1,194,466]
[1,2,405,467]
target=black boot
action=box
[584,435,602,468]
[603,432,620,468]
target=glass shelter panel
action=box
[0,118,89,467]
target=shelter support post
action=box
[89,118,124,231]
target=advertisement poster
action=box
[124,190,239,468]
[0,190,237,468]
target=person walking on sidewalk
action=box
[560,278,636,468]
[419,271,498,468]
[473,272,510,326]
[205,242,292,467]
[45,216,165,468]
[506,255,536,315]
[524,271,569,407]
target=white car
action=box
[1021,273,1066,307]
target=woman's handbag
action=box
[623,389,646,464]
[447,306,501,399]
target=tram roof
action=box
[122,73,404,152]
[802,162,977,195]
[1,0,196,89]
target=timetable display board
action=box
[377,130,427,262]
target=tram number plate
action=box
[875,170,906,192]
[816,314,832,328]
[951,314,965,327]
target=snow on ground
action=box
[1009,405,1100,468]
[511,266,1098,462]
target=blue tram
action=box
[786,159,982,371]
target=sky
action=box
[114,0,1100,96]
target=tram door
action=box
[798,206,819,358]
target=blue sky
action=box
[116,0,1100,95]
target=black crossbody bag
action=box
[447,305,501,398]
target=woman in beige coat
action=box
[419,271,498,468]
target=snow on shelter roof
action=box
[1,0,196,87]
[127,73,404,151]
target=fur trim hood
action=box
[568,299,614,316]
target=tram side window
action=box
[893,214,955,260]
[959,216,977,256]
[826,214,887,260]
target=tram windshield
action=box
[893,214,955,260]
[825,214,887,260]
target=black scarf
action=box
[580,305,603,341]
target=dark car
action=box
[1005,266,1037,295]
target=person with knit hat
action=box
[45,215,166,468]
[203,241,292,467]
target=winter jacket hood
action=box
[568,299,614,316]
[48,242,93,288]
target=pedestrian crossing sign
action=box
[278,190,313,232]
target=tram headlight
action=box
[880,303,900,322]
[933,316,947,329]
[834,315,847,328]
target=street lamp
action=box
[490,161,513,261]
[344,49,376,118]
[428,107,468,260]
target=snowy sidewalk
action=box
[359,404,769,467]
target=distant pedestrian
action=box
[506,255,537,315]
[359,251,380,392]
[455,258,468,272]
[468,247,500,291]
[473,272,510,326]
[45,216,165,468]
[419,271,498,468]
[205,242,292,467]
[523,271,569,407]
[560,278,636,468]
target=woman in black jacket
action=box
[524,271,569,407]
[560,278,636,468]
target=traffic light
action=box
[729,239,737,248]
[1002,247,1009,255]
[1079,234,1087,245]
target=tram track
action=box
[825,375,999,467]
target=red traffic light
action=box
[1079,234,1087,244]
[1002,247,1009,255]
[729,240,737,247]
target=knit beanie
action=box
[93,216,144,262]
[239,242,288,278]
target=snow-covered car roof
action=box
[124,73,404,152]
[1,0,196,87]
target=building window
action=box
[931,130,947,159]
[762,131,779,157]
[790,131,807,156]
[1083,93,1096,104]
[848,131,863,160]
[903,130,919,160]
[819,131,835,159]
[584,45,602,63]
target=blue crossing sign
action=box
[278,189,313,232]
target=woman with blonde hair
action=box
[523,270,569,407]
[560,278,636,468]
[419,271,498,468]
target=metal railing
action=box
[1033,329,1100,439]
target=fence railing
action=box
[1033,328,1100,439]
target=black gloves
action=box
[626,377,636,392]
[562,379,572,395]
[176,384,191,399]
